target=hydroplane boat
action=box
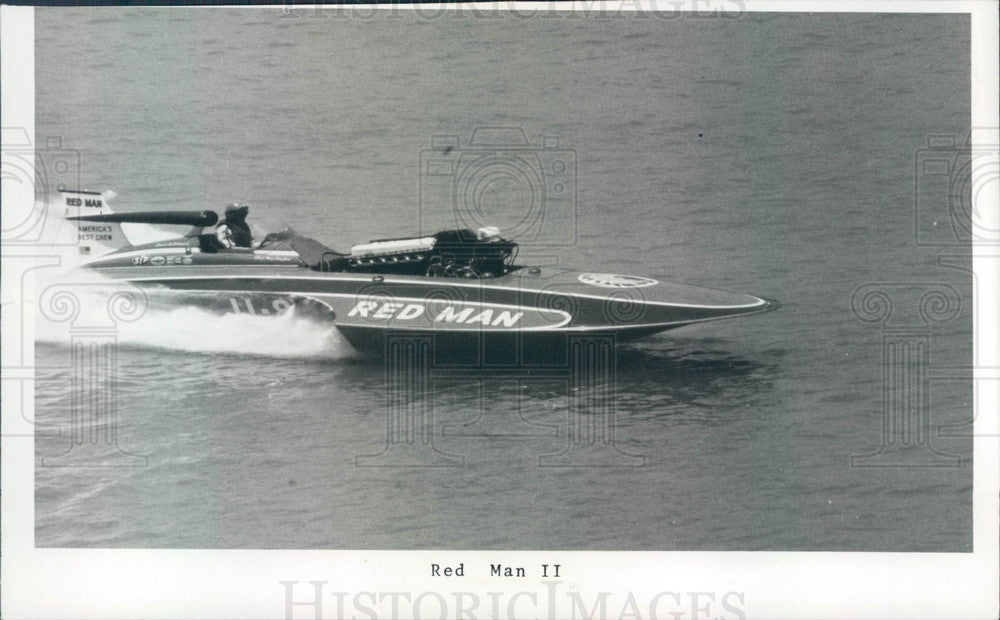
[62,189,779,359]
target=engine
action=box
[344,227,517,278]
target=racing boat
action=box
[62,189,779,359]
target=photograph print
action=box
[3,4,998,619]
[27,5,978,553]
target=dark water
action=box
[34,9,972,550]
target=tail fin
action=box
[61,189,221,259]
[61,189,131,257]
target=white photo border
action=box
[2,1,997,618]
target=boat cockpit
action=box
[200,225,519,279]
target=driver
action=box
[216,203,254,249]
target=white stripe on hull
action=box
[102,270,769,310]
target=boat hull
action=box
[89,264,778,356]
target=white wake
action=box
[32,269,357,360]
[23,197,357,360]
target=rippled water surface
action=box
[34,9,972,550]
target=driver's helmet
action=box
[225,203,249,221]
